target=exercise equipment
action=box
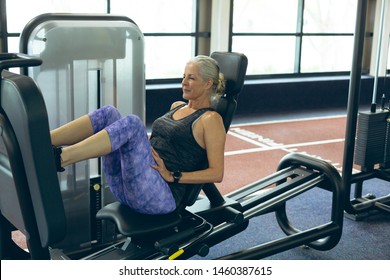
[0,53,65,259]
[19,14,145,253]
[0,50,345,260]
[342,0,390,220]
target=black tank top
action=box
[149,104,213,205]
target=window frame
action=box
[230,0,372,80]
[0,0,206,84]
[0,0,375,82]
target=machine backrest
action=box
[0,63,66,259]
[211,51,248,131]
[180,51,248,208]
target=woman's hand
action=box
[151,148,173,182]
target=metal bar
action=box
[227,166,307,201]
[238,171,318,211]
[242,176,324,220]
[216,223,340,260]
[0,0,8,52]
[342,0,369,214]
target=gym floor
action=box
[218,110,350,194]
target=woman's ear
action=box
[204,78,214,90]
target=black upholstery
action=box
[211,51,248,131]
[96,51,248,238]
[97,201,183,236]
[0,61,66,259]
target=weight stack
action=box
[354,110,390,168]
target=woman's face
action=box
[182,62,211,101]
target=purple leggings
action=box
[88,105,176,215]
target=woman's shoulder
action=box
[170,101,186,110]
[199,110,224,130]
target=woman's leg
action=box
[51,105,122,147]
[53,105,121,168]
[60,130,112,167]
[103,114,176,215]
[51,115,94,147]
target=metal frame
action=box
[342,0,390,219]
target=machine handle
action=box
[0,53,42,72]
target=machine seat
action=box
[96,201,182,237]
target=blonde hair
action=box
[187,55,225,108]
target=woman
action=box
[51,55,226,215]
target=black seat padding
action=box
[97,201,183,236]
[0,68,66,259]
[96,51,248,238]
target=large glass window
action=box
[6,0,107,33]
[300,36,354,72]
[232,0,357,76]
[110,0,196,80]
[233,0,298,33]
[3,0,197,80]
[2,0,361,79]
[300,0,357,73]
[233,36,297,75]
[5,0,106,52]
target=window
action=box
[2,0,362,79]
[5,0,106,52]
[3,0,198,80]
[232,0,358,76]
[300,0,357,73]
[110,0,197,80]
